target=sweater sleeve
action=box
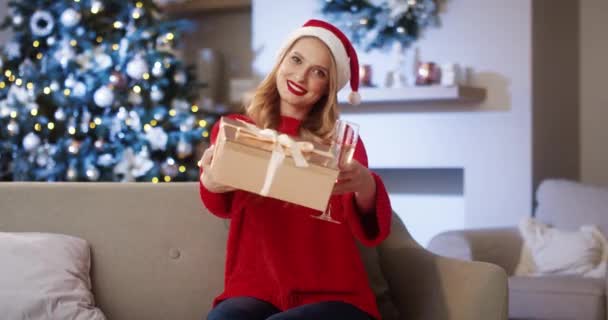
[198,114,252,219]
[341,138,392,247]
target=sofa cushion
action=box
[0,232,106,320]
[509,275,605,320]
[535,179,608,236]
[515,217,607,278]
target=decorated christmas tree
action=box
[0,0,218,182]
[321,0,440,52]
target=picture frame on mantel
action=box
[161,0,251,16]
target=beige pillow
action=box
[515,217,607,278]
[0,232,106,319]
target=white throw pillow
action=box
[515,217,607,278]
[0,232,106,319]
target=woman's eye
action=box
[313,69,326,78]
[291,56,301,64]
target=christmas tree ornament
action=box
[5,41,21,59]
[179,115,195,132]
[30,11,55,37]
[66,165,78,181]
[94,139,105,150]
[128,91,143,105]
[23,133,41,152]
[54,108,66,121]
[91,1,104,14]
[94,86,114,108]
[160,157,178,178]
[151,61,164,77]
[60,9,81,28]
[113,147,154,182]
[95,52,113,70]
[68,140,81,155]
[13,15,23,26]
[150,85,164,102]
[176,139,192,159]
[73,82,87,97]
[97,154,114,167]
[7,120,19,136]
[126,55,149,79]
[47,36,56,46]
[145,126,168,151]
[85,165,100,181]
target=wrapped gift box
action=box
[209,117,339,212]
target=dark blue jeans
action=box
[207,296,374,320]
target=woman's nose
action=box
[294,69,307,82]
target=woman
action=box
[199,19,392,320]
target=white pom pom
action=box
[348,91,361,105]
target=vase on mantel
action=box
[384,42,409,89]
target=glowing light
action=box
[47,122,55,130]
[15,79,22,86]
[33,40,40,48]
[133,85,141,93]
[30,109,38,116]
[68,127,76,135]
[164,176,171,182]
[169,109,176,117]
[70,39,78,47]
[36,53,43,59]
[166,33,175,41]
[64,88,71,96]
[94,117,102,125]
[202,131,209,138]
[10,111,17,118]
[113,21,123,29]
[198,120,207,127]
[96,36,103,43]
[179,166,186,173]
[142,73,150,80]
[43,87,51,94]
[191,105,199,112]
[136,2,143,8]
[143,124,151,131]
[152,177,159,183]
[34,123,42,131]
[112,44,119,51]
[26,82,34,90]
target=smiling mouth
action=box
[287,80,307,96]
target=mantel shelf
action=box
[337,85,486,105]
[161,0,251,16]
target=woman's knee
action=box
[206,296,279,320]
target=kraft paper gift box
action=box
[209,117,339,212]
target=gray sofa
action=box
[429,179,608,320]
[0,182,508,320]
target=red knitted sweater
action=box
[199,114,392,319]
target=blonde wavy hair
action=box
[246,36,339,144]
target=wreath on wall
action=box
[321,0,442,52]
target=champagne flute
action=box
[311,119,359,224]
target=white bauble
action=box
[94,86,114,108]
[7,120,19,136]
[23,132,41,152]
[85,165,100,181]
[95,52,112,70]
[146,127,168,151]
[151,61,164,77]
[150,86,164,102]
[73,82,87,97]
[60,9,81,27]
[126,55,149,79]
[30,10,54,37]
[128,92,143,105]
[54,108,66,121]
[13,15,23,26]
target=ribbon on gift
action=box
[221,119,317,196]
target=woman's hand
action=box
[332,160,377,213]
[199,145,236,193]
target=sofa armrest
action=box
[378,246,508,320]
[427,227,522,274]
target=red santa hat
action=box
[279,19,361,105]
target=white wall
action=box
[253,0,533,243]
[580,0,608,187]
